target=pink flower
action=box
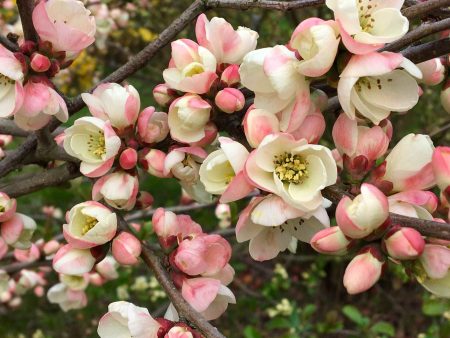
[332,113,390,163]
[1,213,37,249]
[173,234,231,276]
[63,117,121,177]
[196,14,258,65]
[0,44,25,118]
[418,244,450,298]
[326,0,408,54]
[215,88,245,114]
[416,58,445,86]
[168,94,211,143]
[290,106,326,144]
[164,147,207,183]
[239,46,311,132]
[199,137,253,203]
[98,301,160,338]
[289,18,340,77]
[92,172,139,210]
[245,133,337,211]
[165,326,194,338]
[153,83,177,107]
[32,0,96,55]
[13,244,40,263]
[382,134,435,192]
[383,226,424,260]
[53,244,96,276]
[163,39,218,94]
[112,232,142,266]
[338,52,421,124]
[141,149,171,178]
[220,64,240,86]
[343,246,385,294]
[62,201,117,249]
[137,107,169,144]
[81,83,140,131]
[336,183,389,239]
[243,106,280,148]
[236,195,329,261]
[432,146,450,191]
[95,256,119,281]
[0,192,16,222]
[30,53,51,72]
[47,283,87,312]
[310,226,353,255]
[14,81,68,131]
[119,148,138,170]
[181,277,236,320]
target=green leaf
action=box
[342,305,369,327]
[243,326,263,338]
[303,304,317,318]
[267,317,291,329]
[371,321,395,337]
[422,298,449,316]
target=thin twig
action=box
[0,35,19,52]
[402,0,450,19]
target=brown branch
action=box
[0,259,52,274]
[402,0,450,19]
[0,162,81,198]
[322,186,450,240]
[382,18,450,53]
[0,120,29,137]
[16,0,37,42]
[0,136,38,177]
[204,0,325,11]
[402,38,450,63]
[0,35,19,52]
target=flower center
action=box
[0,74,14,87]
[182,62,205,78]
[87,130,106,158]
[273,152,309,184]
[357,0,377,32]
[81,216,98,235]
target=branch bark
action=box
[0,35,19,52]
[16,0,37,42]
[402,0,450,19]
[204,0,325,11]
[402,38,450,63]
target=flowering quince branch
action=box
[402,0,450,19]
[1,0,450,336]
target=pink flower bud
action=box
[310,226,353,255]
[215,88,245,114]
[243,106,280,148]
[140,149,171,178]
[416,58,445,86]
[112,232,142,266]
[137,107,169,144]
[432,146,450,191]
[53,244,96,276]
[95,256,119,280]
[343,246,385,294]
[420,244,450,279]
[336,184,389,239]
[135,191,154,209]
[14,244,40,263]
[43,240,61,256]
[1,213,37,249]
[30,53,51,72]
[291,111,325,144]
[383,226,425,260]
[153,83,177,107]
[220,64,240,87]
[119,148,138,170]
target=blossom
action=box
[0,44,24,118]
[338,52,422,124]
[418,244,450,298]
[92,172,139,210]
[14,81,68,131]
[141,149,170,178]
[289,18,340,77]
[47,283,87,312]
[30,53,51,73]
[62,201,117,249]
[383,226,425,260]
[388,190,437,220]
[336,183,389,239]
[95,256,119,281]
[181,277,236,320]
[119,148,138,170]
[164,147,207,183]
[432,146,450,191]
[153,83,176,107]
[243,106,280,148]
[326,0,408,54]
[343,246,385,294]
[195,14,258,64]
[168,94,211,143]
[63,117,121,177]
[245,133,337,211]
[137,107,169,144]
[0,192,16,222]
[97,301,160,338]
[32,0,96,55]
[81,83,140,131]
[53,244,96,276]
[112,232,142,266]
[239,46,310,132]
[200,137,253,203]
[163,39,217,94]
[310,226,353,255]
[416,58,445,86]
[1,213,36,249]
[215,88,245,114]
[382,133,435,192]
[236,195,330,261]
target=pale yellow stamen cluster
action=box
[274,152,309,184]
[357,0,377,32]
[81,216,98,235]
[0,74,14,87]
[0,205,5,213]
[87,130,106,158]
[355,77,393,92]
[182,62,205,78]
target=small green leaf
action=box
[342,305,369,326]
[371,321,395,337]
[422,298,449,316]
[243,326,263,338]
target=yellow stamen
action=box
[273,152,309,184]
[81,216,98,235]
[87,130,106,158]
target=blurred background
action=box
[0,0,449,337]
